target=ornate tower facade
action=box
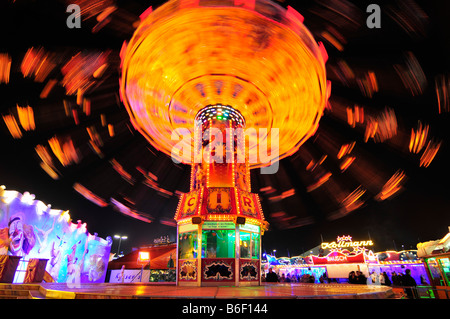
[119,0,329,287]
[175,105,267,286]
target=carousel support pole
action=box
[235,223,240,287]
[197,223,202,287]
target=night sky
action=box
[0,0,449,258]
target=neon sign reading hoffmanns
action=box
[321,235,374,250]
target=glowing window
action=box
[202,229,236,258]
[240,231,260,259]
[178,231,198,259]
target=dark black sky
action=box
[0,0,449,257]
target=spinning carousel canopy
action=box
[120,0,328,168]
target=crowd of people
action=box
[348,269,418,289]
[352,269,419,298]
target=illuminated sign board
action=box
[312,251,365,265]
[321,235,374,250]
[109,269,150,283]
[202,221,235,230]
[239,224,260,233]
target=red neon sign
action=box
[312,251,365,265]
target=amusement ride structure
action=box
[1,0,447,289]
[120,0,328,286]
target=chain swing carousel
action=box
[2,0,446,290]
[120,0,328,286]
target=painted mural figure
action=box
[67,236,90,285]
[35,215,56,253]
[67,258,81,286]
[88,254,106,281]
[8,215,36,257]
[49,235,66,280]
[0,227,10,255]
[0,186,112,283]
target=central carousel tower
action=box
[120,0,328,286]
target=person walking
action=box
[285,274,292,283]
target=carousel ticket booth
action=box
[177,218,263,286]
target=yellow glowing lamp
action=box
[120,0,328,169]
[137,251,150,265]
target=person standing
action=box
[356,271,367,284]
[119,265,126,283]
[378,272,385,285]
[402,269,417,299]
[348,271,356,284]
[370,271,380,285]
[266,268,279,283]
[391,271,399,286]
[420,274,428,285]
[382,272,391,286]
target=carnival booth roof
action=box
[417,227,450,258]
[108,243,176,270]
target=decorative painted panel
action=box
[239,259,259,281]
[201,258,235,282]
[178,259,198,281]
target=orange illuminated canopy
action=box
[120,0,328,168]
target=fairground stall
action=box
[371,250,428,285]
[107,238,176,283]
[0,185,112,284]
[417,227,450,298]
[263,234,428,284]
